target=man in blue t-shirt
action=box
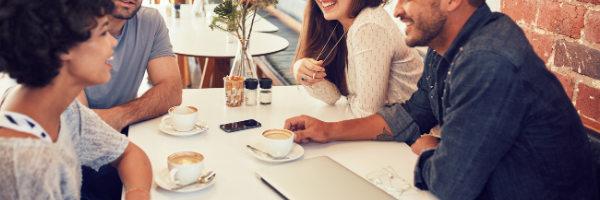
[77,0,182,199]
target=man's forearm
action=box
[112,79,182,126]
[329,114,394,141]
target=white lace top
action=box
[304,6,424,118]
[0,100,129,200]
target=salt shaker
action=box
[245,78,258,106]
[259,78,272,105]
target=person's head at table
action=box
[294,0,388,94]
[0,0,117,91]
[105,0,143,36]
[393,0,483,55]
[0,2,153,199]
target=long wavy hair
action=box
[294,0,387,95]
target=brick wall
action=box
[501,0,600,132]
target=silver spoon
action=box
[171,171,216,191]
[246,145,289,160]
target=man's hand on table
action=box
[93,108,129,132]
[284,115,333,144]
[411,135,439,155]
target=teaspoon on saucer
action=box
[246,145,289,160]
[171,171,216,191]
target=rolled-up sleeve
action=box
[377,66,437,145]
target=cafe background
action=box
[0,0,598,132]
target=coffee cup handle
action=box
[169,168,180,184]
[162,116,174,129]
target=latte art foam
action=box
[170,155,203,165]
[263,132,292,140]
[170,106,197,115]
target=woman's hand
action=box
[293,58,326,86]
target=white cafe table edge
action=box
[124,86,438,200]
[169,31,289,58]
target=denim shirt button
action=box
[444,89,446,93]
[427,76,431,80]
[430,96,434,99]
[460,47,463,51]
[441,97,444,100]
[430,86,433,89]
[448,71,451,75]
[451,62,454,66]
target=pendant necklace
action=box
[315,22,349,64]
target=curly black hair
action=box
[0,0,114,87]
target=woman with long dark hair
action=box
[0,0,151,199]
[293,0,423,118]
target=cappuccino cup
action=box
[162,106,198,131]
[168,151,204,185]
[261,129,294,157]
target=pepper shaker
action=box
[259,78,272,105]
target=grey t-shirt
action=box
[0,100,129,199]
[84,7,175,109]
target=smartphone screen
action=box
[219,119,261,132]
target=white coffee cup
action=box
[162,106,198,131]
[168,151,204,185]
[261,129,295,158]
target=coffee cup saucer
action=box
[159,119,208,136]
[154,167,216,192]
[248,142,304,163]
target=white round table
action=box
[169,31,289,58]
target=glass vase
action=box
[230,39,257,80]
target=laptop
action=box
[255,156,396,200]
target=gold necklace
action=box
[315,22,349,64]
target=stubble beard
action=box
[112,4,142,20]
[405,2,447,47]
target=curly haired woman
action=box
[0,0,151,199]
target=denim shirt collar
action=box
[442,3,493,62]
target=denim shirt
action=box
[377,4,597,199]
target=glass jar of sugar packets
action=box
[259,78,272,105]
[244,78,258,106]
[224,76,245,107]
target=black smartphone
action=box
[219,119,261,133]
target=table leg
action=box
[176,54,190,89]
[197,57,214,89]
[211,58,231,88]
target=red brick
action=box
[578,0,600,5]
[576,83,600,122]
[554,39,600,79]
[501,0,537,25]
[523,29,554,63]
[552,72,575,99]
[586,11,600,45]
[538,1,586,39]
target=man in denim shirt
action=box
[285,0,598,198]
